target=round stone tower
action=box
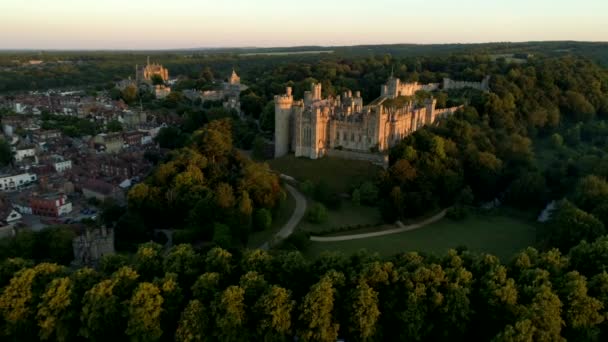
[274,87,293,158]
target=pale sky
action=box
[0,0,606,50]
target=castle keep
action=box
[274,75,484,161]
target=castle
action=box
[274,75,485,163]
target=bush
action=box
[446,206,469,220]
[276,231,311,251]
[172,229,200,245]
[551,133,564,148]
[307,202,328,224]
[299,180,315,197]
[352,189,361,206]
[253,208,272,231]
[152,231,169,246]
[359,181,379,205]
[212,223,232,248]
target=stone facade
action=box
[136,57,169,83]
[72,227,114,266]
[274,76,468,161]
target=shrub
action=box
[307,202,328,224]
[446,206,469,220]
[253,208,272,231]
[359,181,379,205]
[299,180,315,197]
[352,189,361,206]
[172,229,200,245]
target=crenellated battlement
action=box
[274,75,464,160]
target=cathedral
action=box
[274,75,479,163]
[136,57,169,83]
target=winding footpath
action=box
[259,182,307,249]
[310,208,448,242]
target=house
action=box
[13,145,37,163]
[81,179,123,202]
[0,196,22,225]
[92,133,124,154]
[123,131,144,147]
[32,130,62,143]
[0,172,37,192]
[29,192,73,217]
[50,155,72,173]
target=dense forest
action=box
[2,43,608,340]
[2,239,608,341]
[2,41,608,93]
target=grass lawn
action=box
[247,188,297,248]
[267,154,381,193]
[297,202,383,234]
[306,214,538,261]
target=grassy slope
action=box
[297,201,383,234]
[306,214,537,261]
[267,155,381,193]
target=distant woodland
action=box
[2,42,608,341]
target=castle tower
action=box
[312,83,322,101]
[274,87,293,158]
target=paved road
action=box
[260,183,307,249]
[310,209,447,242]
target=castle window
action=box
[351,133,354,142]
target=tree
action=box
[0,138,13,166]
[348,281,381,341]
[573,175,608,212]
[547,200,605,251]
[562,91,596,122]
[0,263,64,338]
[557,271,603,340]
[106,120,123,132]
[241,92,265,118]
[134,242,163,281]
[163,244,200,287]
[259,101,275,132]
[251,136,267,160]
[255,286,294,340]
[121,84,138,104]
[253,208,272,231]
[155,126,187,149]
[151,74,164,86]
[80,267,139,341]
[36,277,74,341]
[359,181,379,205]
[307,202,328,224]
[126,282,164,342]
[298,273,340,342]
[176,300,208,342]
[214,285,247,341]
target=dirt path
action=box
[310,209,448,242]
[259,183,307,249]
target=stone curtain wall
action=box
[326,148,388,168]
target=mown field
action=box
[306,214,538,261]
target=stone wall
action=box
[326,149,388,168]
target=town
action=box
[0,58,248,265]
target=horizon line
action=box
[1,40,607,52]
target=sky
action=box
[0,0,606,50]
